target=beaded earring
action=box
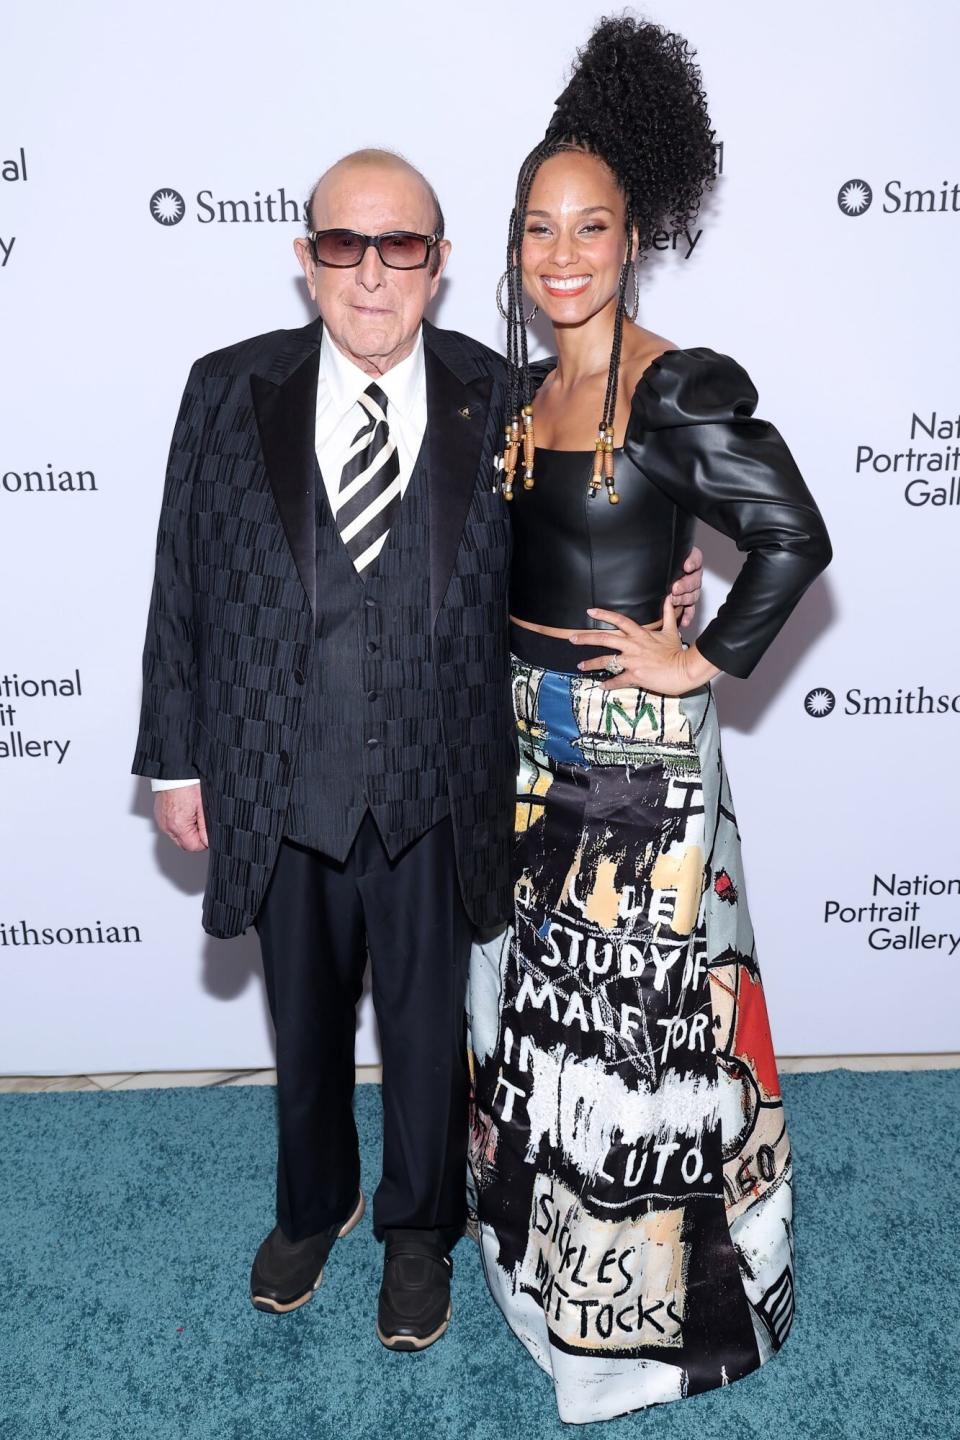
[497,272,538,325]
[624,260,640,323]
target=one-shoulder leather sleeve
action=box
[624,348,832,679]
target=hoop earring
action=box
[497,271,538,325]
[624,262,640,323]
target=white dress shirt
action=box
[151,327,428,792]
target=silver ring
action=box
[606,657,625,676]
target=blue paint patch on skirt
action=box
[534,670,584,769]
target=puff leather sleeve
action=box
[624,348,832,679]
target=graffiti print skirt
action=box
[468,651,795,1424]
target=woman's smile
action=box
[540,274,593,297]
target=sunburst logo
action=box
[837,179,873,216]
[149,189,186,226]
[804,688,836,718]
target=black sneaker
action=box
[250,1191,364,1314]
[376,1228,452,1351]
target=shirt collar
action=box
[319,327,426,422]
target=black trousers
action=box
[255,812,472,1247]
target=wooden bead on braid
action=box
[603,426,620,503]
[590,431,604,498]
[521,405,536,489]
[500,415,520,500]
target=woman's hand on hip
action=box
[570,599,720,695]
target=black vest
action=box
[283,446,449,859]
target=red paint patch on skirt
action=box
[733,970,781,1100]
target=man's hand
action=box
[670,545,704,628]
[154,785,208,852]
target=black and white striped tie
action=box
[335,382,401,575]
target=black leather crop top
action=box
[508,347,832,679]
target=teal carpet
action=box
[1,1072,958,1440]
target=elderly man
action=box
[134,149,702,1350]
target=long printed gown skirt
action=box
[468,655,795,1424]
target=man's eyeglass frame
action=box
[307,229,441,270]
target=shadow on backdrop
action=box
[699,531,836,734]
[129,782,263,1009]
[129,780,376,1060]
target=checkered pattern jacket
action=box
[133,318,516,938]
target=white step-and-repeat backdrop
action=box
[2,0,958,1071]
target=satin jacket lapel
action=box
[250,336,321,617]
[425,344,494,624]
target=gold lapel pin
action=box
[458,406,472,419]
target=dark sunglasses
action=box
[307,229,440,270]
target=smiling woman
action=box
[515,150,677,460]
[468,14,832,1426]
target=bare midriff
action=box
[509,615,663,639]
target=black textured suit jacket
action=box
[133,317,516,938]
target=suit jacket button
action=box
[366,690,379,703]
[366,640,378,654]
[366,737,380,750]
[293,668,305,685]
[279,750,291,768]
